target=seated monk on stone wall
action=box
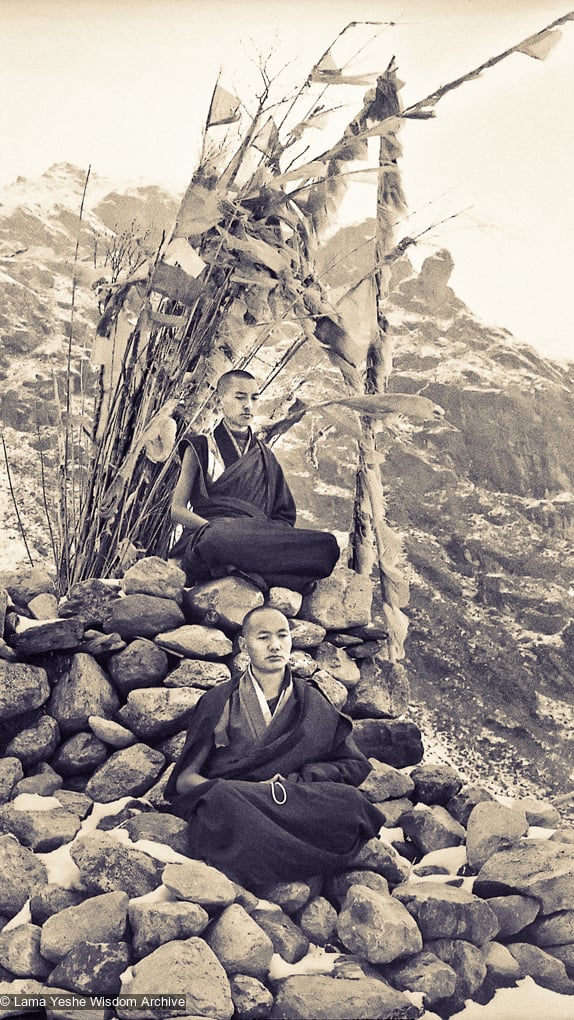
[168,370,339,594]
[165,607,383,887]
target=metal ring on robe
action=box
[270,779,287,805]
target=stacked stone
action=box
[0,559,572,1020]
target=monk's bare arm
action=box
[171,447,210,531]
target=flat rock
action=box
[122,556,186,601]
[6,715,60,767]
[310,670,348,710]
[300,566,372,629]
[48,653,120,735]
[129,900,209,958]
[41,891,129,963]
[467,801,530,871]
[393,880,500,945]
[51,788,93,819]
[230,974,274,1019]
[84,743,165,802]
[313,642,360,687]
[183,576,264,631]
[206,903,274,977]
[410,764,463,806]
[350,837,411,887]
[250,907,309,963]
[425,938,487,1003]
[11,616,84,654]
[271,974,417,1020]
[446,783,496,827]
[507,942,574,995]
[337,884,422,963]
[359,760,415,803]
[288,619,326,649]
[0,923,52,979]
[0,758,24,804]
[163,860,237,909]
[353,718,424,768]
[295,895,337,946]
[103,593,185,639]
[401,804,466,855]
[48,941,131,995]
[347,659,410,718]
[0,835,48,916]
[69,832,163,897]
[0,803,81,852]
[164,658,231,688]
[382,949,458,1006]
[0,660,50,719]
[59,579,120,627]
[107,638,169,693]
[117,938,234,1020]
[15,765,62,797]
[88,716,136,749]
[156,623,233,658]
[486,894,540,937]
[51,732,107,776]
[117,687,203,739]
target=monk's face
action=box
[240,609,292,674]
[218,378,259,433]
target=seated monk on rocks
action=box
[168,370,339,593]
[165,606,383,888]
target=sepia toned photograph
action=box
[0,2,573,1018]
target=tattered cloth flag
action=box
[207,83,241,126]
[515,27,562,60]
[253,116,281,157]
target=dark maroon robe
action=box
[165,671,384,887]
[169,422,339,592]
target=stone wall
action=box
[0,558,573,1019]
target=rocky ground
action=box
[0,558,573,1019]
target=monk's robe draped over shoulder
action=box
[165,671,384,886]
[169,422,339,593]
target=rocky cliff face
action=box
[1,168,573,803]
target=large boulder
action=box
[206,903,274,977]
[400,804,466,855]
[300,566,372,630]
[0,834,48,916]
[107,638,169,693]
[486,894,540,938]
[162,860,237,909]
[47,941,131,995]
[183,576,264,631]
[466,800,529,871]
[59,579,120,627]
[0,923,52,979]
[271,974,418,1020]
[336,884,423,963]
[116,687,203,739]
[10,617,84,655]
[474,840,574,913]
[393,881,500,945]
[506,942,574,995]
[164,658,231,688]
[0,661,50,718]
[352,718,424,768]
[51,732,108,776]
[0,803,81,852]
[382,950,458,1006]
[410,763,463,806]
[117,938,234,1020]
[48,653,120,735]
[103,594,185,639]
[69,832,163,897]
[129,900,209,958]
[250,907,309,963]
[155,623,233,658]
[40,891,129,963]
[313,643,360,687]
[426,938,487,1005]
[122,557,186,601]
[84,743,165,801]
[359,760,415,803]
[6,716,61,767]
[347,659,410,718]
[0,758,24,803]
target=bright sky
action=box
[1,0,573,361]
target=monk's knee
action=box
[323,532,340,573]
